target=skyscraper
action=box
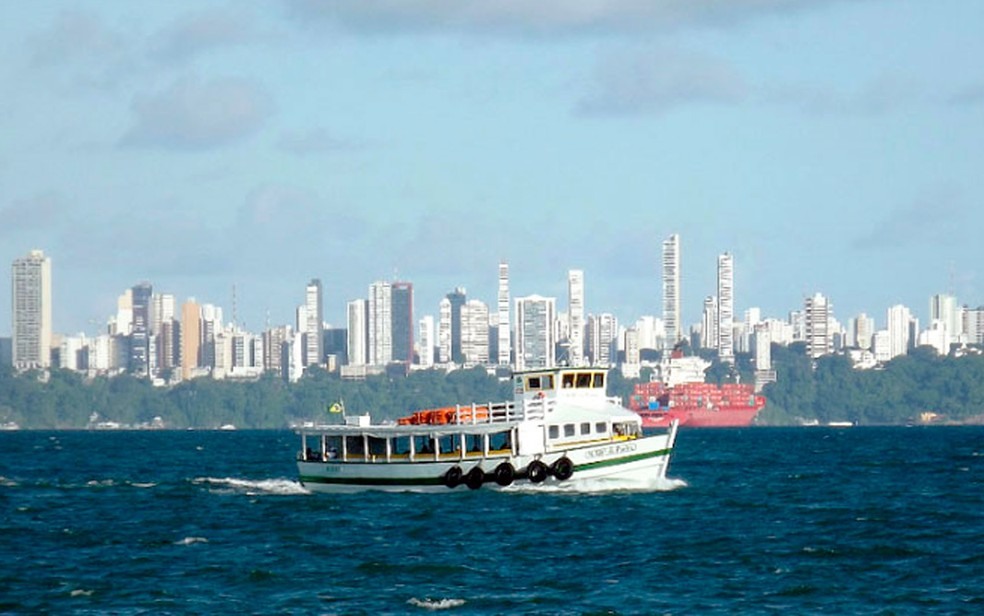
[887,304,912,360]
[368,281,392,366]
[130,282,152,376]
[346,299,368,366]
[701,296,718,350]
[497,262,510,367]
[586,313,618,367]
[391,282,414,365]
[303,279,323,367]
[180,299,201,380]
[418,315,435,367]
[11,249,52,371]
[930,293,960,346]
[461,299,490,365]
[567,269,585,366]
[717,252,734,363]
[805,292,831,358]
[438,298,452,364]
[662,234,681,345]
[446,288,467,364]
[514,295,556,371]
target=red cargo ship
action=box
[629,380,766,428]
[628,351,766,428]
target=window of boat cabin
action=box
[595,422,607,434]
[345,435,364,457]
[437,434,458,456]
[412,434,434,456]
[466,434,483,453]
[580,422,591,436]
[562,373,575,389]
[525,374,554,392]
[325,435,342,459]
[392,436,411,457]
[490,430,511,451]
[593,372,605,389]
[575,373,593,388]
[548,425,559,439]
[368,436,387,457]
[564,424,576,437]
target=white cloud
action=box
[577,47,747,115]
[121,76,274,149]
[285,0,851,36]
[277,127,356,156]
[150,7,268,62]
[0,193,72,238]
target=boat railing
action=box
[447,397,549,425]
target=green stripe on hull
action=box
[574,447,672,472]
[300,474,445,487]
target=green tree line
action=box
[3,345,984,429]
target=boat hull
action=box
[297,430,676,494]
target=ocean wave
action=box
[407,597,466,611]
[0,476,18,487]
[192,477,310,496]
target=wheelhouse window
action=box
[526,374,554,392]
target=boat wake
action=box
[504,475,687,494]
[407,597,466,610]
[192,477,310,496]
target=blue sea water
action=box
[1,427,982,615]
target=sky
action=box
[2,0,983,337]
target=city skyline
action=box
[2,2,983,336]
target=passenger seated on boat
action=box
[305,447,318,461]
[326,447,338,460]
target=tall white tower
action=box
[346,299,367,366]
[11,249,52,371]
[805,292,831,358]
[497,262,510,367]
[717,252,734,363]
[887,304,912,360]
[567,269,585,366]
[368,281,393,366]
[303,279,323,367]
[662,234,681,345]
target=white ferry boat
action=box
[296,367,679,493]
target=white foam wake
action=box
[504,475,687,494]
[175,536,208,546]
[192,477,310,495]
[407,597,466,610]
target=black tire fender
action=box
[493,462,515,487]
[444,466,462,488]
[465,466,484,490]
[552,456,574,481]
[527,459,549,484]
